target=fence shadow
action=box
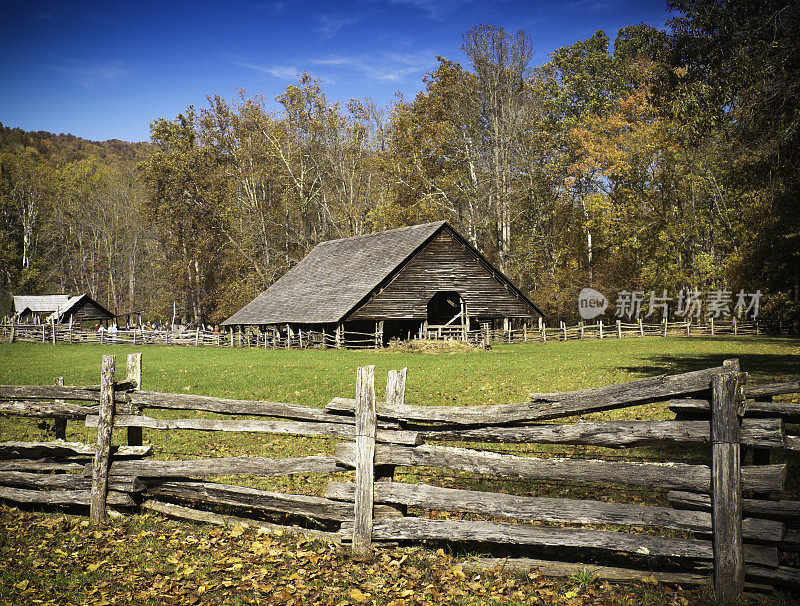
[620,344,800,382]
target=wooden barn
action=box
[13,294,115,325]
[222,221,543,345]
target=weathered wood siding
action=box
[349,230,538,320]
[68,299,113,322]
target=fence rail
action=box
[0,317,777,350]
[1,354,800,602]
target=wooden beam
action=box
[103,454,340,478]
[0,441,151,458]
[327,365,731,424]
[463,557,709,586]
[141,499,341,541]
[325,481,783,542]
[0,486,134,507]
[342,518,777,566]
[669,491,800,523]
[128,390,376,424]
[0,401,96,419]
[422,418,783,449]
[0,471,143,493]
[145,480,400,522]
[334,443,785,493]
[86,414,420,445]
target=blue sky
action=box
[0,0,670,143]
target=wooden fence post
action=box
[54,376,66,440]
[638,318,644,338]
[195,327,200,346]
[663,318,668,337]
[126,353,143,447]
[90,355,116,525]
[710,316,715,335]
[9,317,15,343]
[617,320,622,339]
[377,368,407,504]
[352,365,376,557]
[599,320,604,339]
[711,364,745,604]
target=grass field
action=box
[1,336,799,605]
[2,336,798,408]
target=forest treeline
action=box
[1,1,798,325]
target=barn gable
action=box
[348,227,538,321]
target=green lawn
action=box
[2,336,798,494]
[2,336,798,408]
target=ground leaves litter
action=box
[0,506,730,606]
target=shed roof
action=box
[13,294,114,322]
[13,295,70,314]
[223,222,447,325]
[223,221,543,326]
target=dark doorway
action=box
[427,291,463,325]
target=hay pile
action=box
[381,338,486,354]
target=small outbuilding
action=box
[222,221,543,345]
[13,294,115,325]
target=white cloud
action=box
[387,0,472,20]
[315,15,360,38]
[54,60,127,88]
[252,1,289,15]
[312,50,434,82]
[234,61,299,80]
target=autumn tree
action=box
[460,25,535,271]
[140,109,227,324]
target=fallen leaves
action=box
[0,504,710,606]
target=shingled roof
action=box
[13,294,70,315]
[223,222,447,326]
[13,294,114,322]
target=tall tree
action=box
[669,0,800,321]
[140,109,227,324]
[461,25,534,271]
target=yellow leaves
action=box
[227,523,245,538]
[14,579,29,591]
[348,588,369,603]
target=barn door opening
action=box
[427,291,464,326]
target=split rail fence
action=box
[0,317,769,350]
[1,354,800,603]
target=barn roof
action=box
[13,294,70,314]
[223,221,543,326]
[13,294,114,322]
[223,222,447,325]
